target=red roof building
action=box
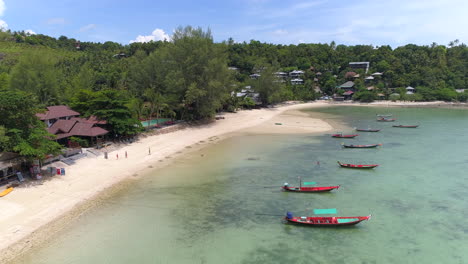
[37,106,108,145]
[36,105,80,128]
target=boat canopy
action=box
[314,208,337,215]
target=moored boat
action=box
[377,117,396,122]
[331,134,358,138]
[0,187,13,197]
[337,161,379,169]
[285,212,371,226]
[342,143,381,148]
[355,128,380,132]
[282,184,340,193]
[392,125,419,128]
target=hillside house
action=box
[291,78,304,85]
[349,62,370,74]
[289,70,304,78]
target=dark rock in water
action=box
[247,157,260,161]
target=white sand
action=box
[0,101,332,262]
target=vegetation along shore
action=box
[1,25,468,262]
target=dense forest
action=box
[1,26,468,159]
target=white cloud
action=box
[130,28,170,43]
[25,29,36,35]
[235,0,468,47]
[79,24,96,32]
[0,0,5,16]
[273,29,288,35]
[47,18,66,25]
[0,19,7,30]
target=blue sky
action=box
[1,0,467,47]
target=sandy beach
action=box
[0,101,333,262]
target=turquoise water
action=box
[13,106,468,264]
[141,118,171,127]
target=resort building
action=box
[36,105,109,146]
[349,62,370,74]
[345,72,357,79]
[289,70,304,78]
[36,105,80,128]
[406,86,415,94]
[338,81,355,100]
[249,73,261,80]
[338,81,355,92]
[291,78,304,85]
[235,86,262,105]
[0,152,24,185]
[274,71,288,79]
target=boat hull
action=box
[337,161,378,169]
[283,186,340,193]
[392,125,419,128]
[331,134,358,138]
[0,187,13,197]
[343,144,380,148]
[355,129,380,132]
[285,215,371,226]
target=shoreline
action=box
[2,100,466,262]
[0,101,332,263]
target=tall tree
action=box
[9,51,60,105]
[0,89,62,159]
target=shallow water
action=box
[13,106,468,264]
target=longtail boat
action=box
[392,125,419,128]
[355,128,381,132]
[337,161,378,169]
[285,212,371,227]
[342,143,381,148]
[377,118,396,122]
[282,184,340,193]
[331,134,358,138]
[0,187,13,197]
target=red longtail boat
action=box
[337,161,379,169]
[331,134,358,138]
[342,143,382,148]
[392,125,419,128]
[377,118,396,122]
[282,184,340,193]
[285,212,371,227]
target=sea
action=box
[12,106,468,264]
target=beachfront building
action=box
[36,106,109,147]
[338,81,355,92]
[349,62,370,74]
[406,86,415,94]
[36,105,80,128]
[289,70,304,78]
[338,81,355,100]
[235,86,262,105]
[0,152,24,185]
